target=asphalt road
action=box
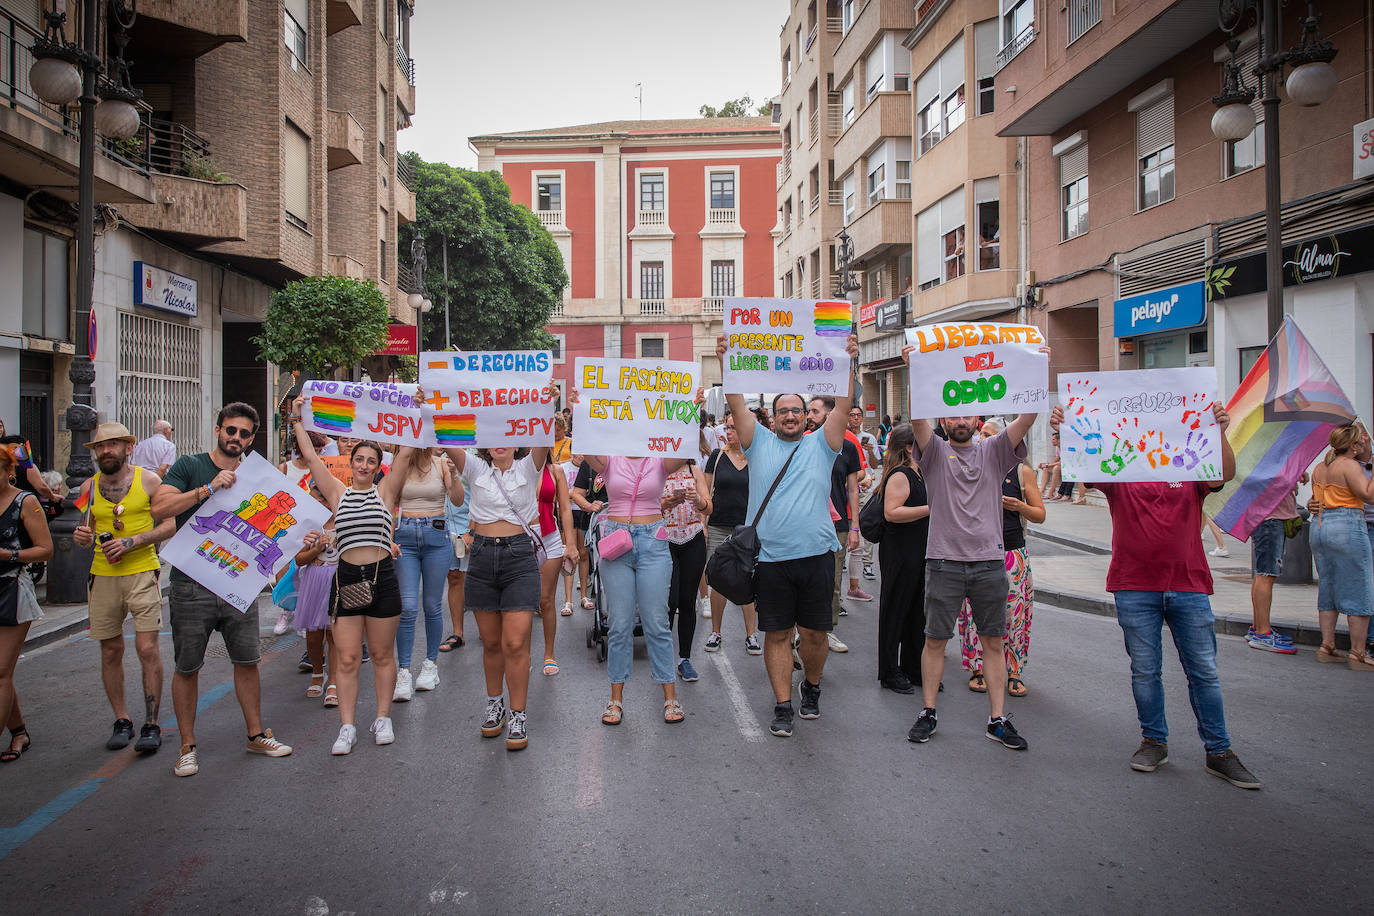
[2,590,1371,915]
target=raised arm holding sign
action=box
[721,297,853,396]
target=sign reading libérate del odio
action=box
[1058,368,1221,483]
[301,380,436,448]
[419,350,555,448]
[161,452,332,612]
[573,357,701,459]
[722,297,852,396]
[904,323,1049,419]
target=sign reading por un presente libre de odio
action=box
[904,322,1050,419]
[721,297,853,396]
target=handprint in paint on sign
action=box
[1099,436,1138,477]
[1139,430,1178,469]
[1066,416,1104,456]
[1179,392,1214,431]
[1171,430,1214,472]
[1063,379,1099,417]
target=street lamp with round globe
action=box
[421,298,433,313]
[28,55,81,105]
[407,291,425,310]
[1285,60,1338,107]
[1211,102,1257,142]
[94,97,141,139]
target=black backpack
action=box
[705,445,799,605]
[857,472,889,543]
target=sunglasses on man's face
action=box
[222,425,255,440]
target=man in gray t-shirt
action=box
[903,347,1047,753]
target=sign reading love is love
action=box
[419,350,555,448]
[721,297,852,396]
[573,357,701,459]
[905,322,1049,419]
[161,452,332,612]
[1059,368,1221,482]
[301,380,436,448]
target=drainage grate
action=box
[203,634,297,659]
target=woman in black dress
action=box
[877,424,930,694]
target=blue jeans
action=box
[395,517,451,667]
[1113,591,1230,755]
[599,521,674,685]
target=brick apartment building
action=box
[470,118,781,398]
[0,0,418,473]
[996,0,1373,415]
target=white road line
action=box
[709,648,767,743]
[574,728,604,808]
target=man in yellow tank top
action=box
[73,422,176,755]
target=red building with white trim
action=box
[470,118,782,396]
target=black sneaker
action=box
[1129,738,1169,772]
[769,702,794,737]
[297,651,312,672]
[134,722,162,753]
[881,672,916,695]
[798,680,821,719]
[907,708,937,743]
[1205,749,1261,789]
[987,715,1028,751]
[106,718,134,750]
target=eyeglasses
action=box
[775,407,804,417]
[222,425,255,439]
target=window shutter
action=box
[974,177,999,204]
[1236,44,1264,124]
[286,0,308,24]
[939,34,966,95]
[284,123,310,222]
[915,62,939,109]
[866,41,886,91]
[917,207,940,283]
[1136,95,1174,160]
[1060,145,1088,186]
[940,187,965,235]
[974,19,998,79]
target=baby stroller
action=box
[584,512,642,663]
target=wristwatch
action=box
[9,549,18,562]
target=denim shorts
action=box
[1250,517,1285,578]
[465,533,541,612]
[924,558,1010,640]
[169,578,261,675]
[1311,507,1374,616]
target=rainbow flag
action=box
[434,414,476,446]
[1206,316,1356,540]
[73,487,91,514]
[812,301,852,337]
[308,396,355,433]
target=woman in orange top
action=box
[1309,422,1374,670]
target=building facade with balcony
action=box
[471,118,781,395]
[0,0,419,473]
[995,0,1374,420]
[774,0,846,311]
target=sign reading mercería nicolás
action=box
[1112,280,1206,338]
[133,261,197,317]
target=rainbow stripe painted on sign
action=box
[434,414,476,446]
[309,396,355,433]
[813,301,852,337]
[1207,316,1356,541]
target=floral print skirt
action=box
[957,547,1033,675]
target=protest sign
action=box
[161,452,332,612]
[300,380,435,449]
[573,357,701,459]
[904,323,1049,419]
[721,297,852,396]
[419,350,555,448]
[1058,367,1221,482]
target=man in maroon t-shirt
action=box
[1051,403,1260,790]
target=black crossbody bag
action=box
[705,445,800,605]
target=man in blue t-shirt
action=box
[716,333,859,738]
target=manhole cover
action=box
[203,634,296,659]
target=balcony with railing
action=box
[808,109,819,146]
[702,297,724,316]
[535,209,566,231]
[826,16,843,32]
[828,185,844,206]
[805,24,818,54]
[397,262,418,293]
[394,39,416,115]
[810,194,820,214]
[1068,0,1102,44]
[638,299,666,316]
[995,25,1036,72]
[827,103,842,137]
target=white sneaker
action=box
[1210,547,1230,558]
[331,724,357,756]
[393,668,414,702]
[697,596,711,619]
[415,659,440,692]
[827,632,849,653]
[371,716,394,745]
[273,609,292,635]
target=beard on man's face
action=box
[96,454,124,474]
[946,424,975,443]
[218,432,245,456]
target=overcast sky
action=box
[400,0,786,168]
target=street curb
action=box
[23,612,90,650]
[1036,587,1342,648]
[1027,527,1112,555]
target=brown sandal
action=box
[663,699,685,724]
[1349,650,1374,672]
[1316,645,1347,663]
[968,673,987,693]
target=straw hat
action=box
[86,422,137,447]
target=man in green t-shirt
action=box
[152,402,292,778]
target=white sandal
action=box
[559,602,573,616]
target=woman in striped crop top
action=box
[291,399,454,756]
[572,385,703,727]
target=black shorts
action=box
[465,533,542,612]
[754,552,836,633]
[572,509,591,532]
[330,556,402,619]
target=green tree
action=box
[400,152,567,351]
[699,94,773,118]
[254,276,390,377]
